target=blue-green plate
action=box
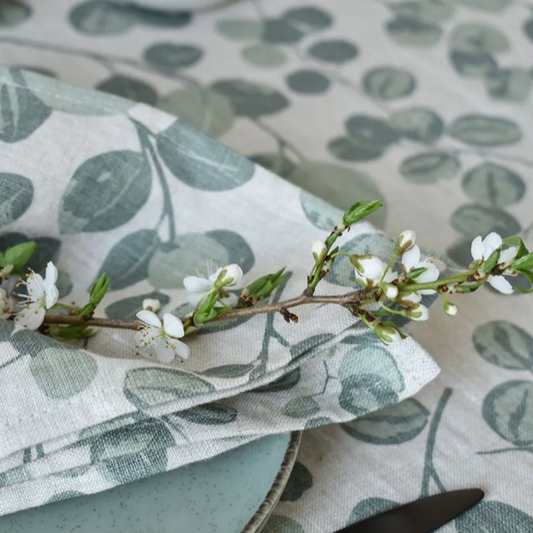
[0,432,301,533]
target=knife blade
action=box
[336,489,484,533]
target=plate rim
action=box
[241,431,302,533]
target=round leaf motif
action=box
[308,39,358,63]
[262,18,303,44]
[69,1,136,35]
[348,498,398,525]
[448,115,521,146]
[157,85,234,138]
[263,516,305,533]
[286,70,330,94]
[156,121,255,190]
[345,115,399,146]
[473,321,533,370]
[280,461,313,502]
[205,229,255,274]
[455,0,513,12]
[105,292,170,320]
[389,107,444,144]
[124,368,215,409]
[283,6,332,31]
[450,204,520,239]
[148,233,229,289]
[450,24,509,53]
[96,75,157,105]
[391,1,454,23]
[341,398,429,444]
[0,174,33,229]
[175,403,237,425]
[216,19,262,41]
[143,43,203,71]
[363,67,416,100]
[456,501,533,533]
[400,152,460,183]
[283,397,320,418]
[0,0,31,27]
[482,380,533,445]
[242,44,287,68]
[485,68,532,102]
[387,17,442,47]
[300,190,344,232]
[450,51,497,78]
[328,137,385,162]
[289,161,386,229]
[58,150,152,234]
[210,79,289,118]
[462,163,525,207]
[30,347,98,399]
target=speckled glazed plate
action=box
[0,432,301,533]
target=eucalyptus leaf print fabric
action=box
[1,0,533,530]
[0,66,438,516]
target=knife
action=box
[336,489,484,533]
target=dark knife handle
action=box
[336,489,485,533]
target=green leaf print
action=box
[287,161,386,229]
[216,19,262,41]
[0,69,51,143]
[455,0,513,12]
[58,150,152,234]
[462,163,525,207]
[156,121,255,190]
[242,44,288,68]
[390,1,455,23]
[30,346,98,400]
[92,418,174,484]
[262,18,304,44]
[171,402,237,425]
[205,230,255,274]
[448,115,521,146]
[96,75,158,105]
[299,190,344,232]
[484,68,532,102]
[450,24,509,54]
[0,1,31,28]
[450,204,520,239]
[308,39,358,63]
[95,230,160,291]
[69,1,136,35]
[400,152,460,183]
[387,18,442,47]
[280,461,313,502]
[483,381,533,445]
[158,85,234,139]
[363,67,416,100]
[474,321,533,370]
[200,364,255,378]
[348,498,398,525]
[147,233,229,290]
[389,107,444,144]
[0,174,33,229]
[252,153,296,178]
[341,398,429,444]
[253,368,301,393]
[286,70,330,95]
[143,43,203,71]
[283,6,332,31]
[283,397,320,418]
[210,79,289,118]
[124,368,215,409]
[456,501,533,532]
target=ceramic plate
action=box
[0,432,301,533]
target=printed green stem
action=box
[420,388,453,499]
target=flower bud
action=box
[406,303,429,322]
[398,291,422,306]
[214,264,244,288]
[444,301,458,316]
[374,322,402,345]
[384,284,398,300]
[396,230,416,254]
[142,298,161,312]
[351,255,387,282]
[312,240,327,260]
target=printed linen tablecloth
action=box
[0,0,532,531]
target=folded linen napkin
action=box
[0,67,439,516]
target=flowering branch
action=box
[2,200,532,363]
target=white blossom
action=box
[135,310,190,363]
[470,233,518,295]
[407,303,429,322]
[354,256,397,288]
[0,288,13,319]
[13,262,59,331]
[384,284,398,299]
[142,298,161,312]
[444,302,458,316]
[312,240,327,259]
[396,230,416,253]
[398,291,422,305]
[184,262,243,307]
[402,245,439,295]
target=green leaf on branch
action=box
[482,248,501,273]
[240,268,286,304]
[503,235,529,260]
[513,253,533,272]
[193,291,228,325]
[48,325,94,340]
[405,266,427,280]
[0,241,38,272]
[343,200,383,226]
[515,270,533,294]
[80,274,111,316]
